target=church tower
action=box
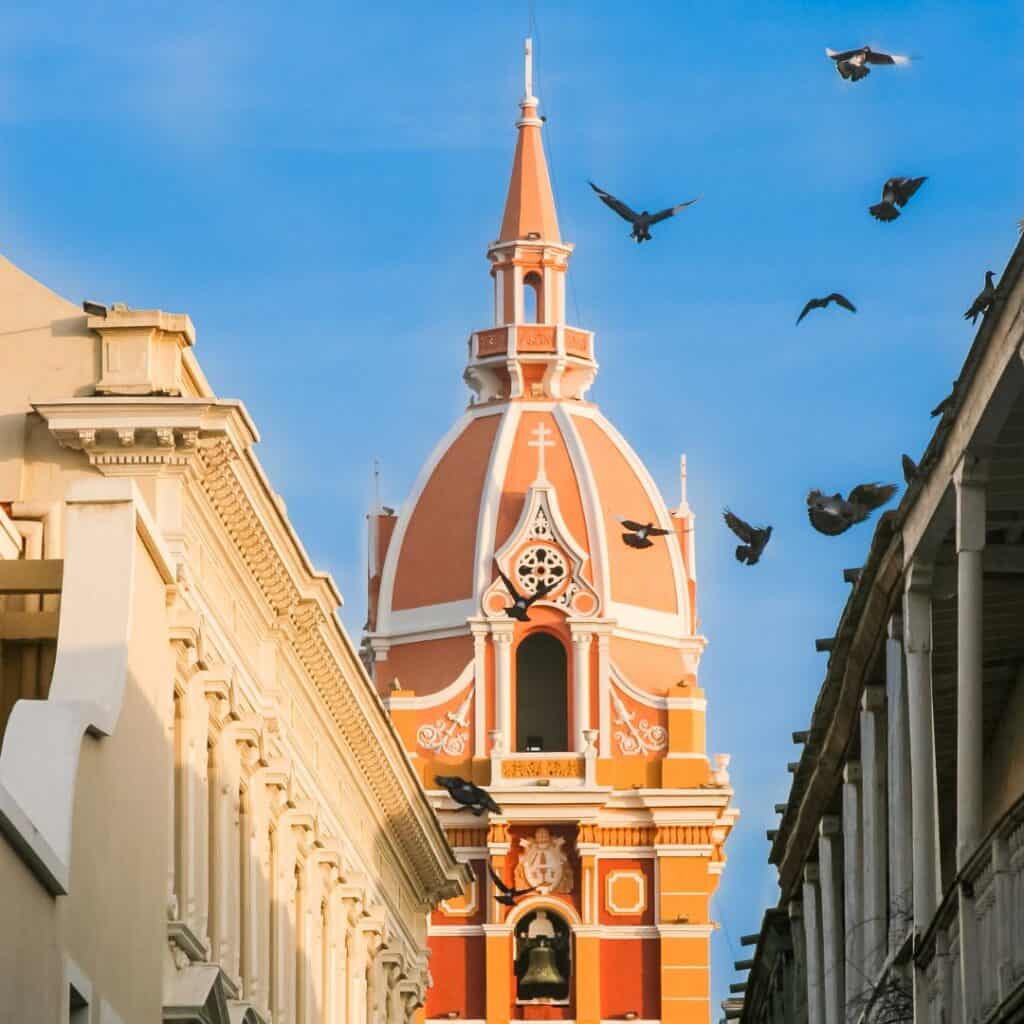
[365,40,737,1024]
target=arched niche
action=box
[515,631,568,753]
[513,907,572,1006]
[523,270,544,323]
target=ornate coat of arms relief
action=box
[514,827,574,895]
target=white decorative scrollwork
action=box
[528,505,552,540]
[417,689,473,757]
[514,543,568,595]
[610,689,667,756]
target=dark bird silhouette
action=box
[902,455,919,484]
[796,293,856,325]
[496,566,552,622]
[964,271,997,324]
[807,483,898,536]
[616,516,671,549]
[488,865,537,907]
[870,177,927,222]
[589,182,700,243]
[435,776,503,816]
[722,509,772,566]
[826,45,911,81]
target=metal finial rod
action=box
[524,37,534,99]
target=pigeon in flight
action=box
[589,182,701,243]
[807,483,898,536]
[901,455,919,484]
[496,565,552,622]
[722,509,772,566]
[826,45,910,81]
[796,293,856,325]
[963,271,997,324]
[870,177,927,222]
[488,865,537,907]
[616,516,671,549]
[435,776,503,816]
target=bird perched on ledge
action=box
[964,271,997,324]
[588,181,701,243]
[435,776,503,816]
[807,483,897,536]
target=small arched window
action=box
[515,632,568,752]
[523,271,543,323]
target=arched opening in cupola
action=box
[523,271,544,323]
[515,632,568,753]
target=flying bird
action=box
[488,865,537,907]
[616,516,671,549]
[806,483,898,536]
[496,566,552,622]
[796,293,856,325]
[826,45,911,81]
[588,181,701,243]
[722,509,772,566]
[870,177,927,222]
[963,271,997,324]
[434,776,503,816]
[901,455,919,484]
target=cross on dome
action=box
[527,421,556,483]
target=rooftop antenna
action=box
[372,458,381,514]
[524,37,535,103]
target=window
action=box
[515,633,567,752]
[523,272,543,323]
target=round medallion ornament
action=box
[515,544,567,596]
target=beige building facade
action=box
[0,253,469,1023]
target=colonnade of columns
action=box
[168,667,428,1023]
[797,452,998,1023]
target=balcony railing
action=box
[916,790,1024,1022]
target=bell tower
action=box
[366,39,737,1024]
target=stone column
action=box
[176,675,211,949]
[955,454,987,1024]
[210,721,258,986]
[570,630,593,752]
[240,762,281,1015]
[298,854,332,1024]
[335,886,365,1024]
[860,684,888,981]
[471,624,488,755]
[272,810,313,1024]
[347,917,384,1024]
[802,866,825,1024]
[841,762,863,1009]
[903,563,941,929]
[492,626,514,752]
[955,456,987,864]
[788,900,807,1023]
[596,632,612,758]
[886,614,913,950]
[818,817,844,1023]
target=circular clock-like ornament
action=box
[514,544,568,596]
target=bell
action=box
[518,939,565,999]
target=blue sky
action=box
[2,0,1022,1013]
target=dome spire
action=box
[498,38,561,244]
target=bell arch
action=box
[512,906,572,1006]
[514,631,568,753]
